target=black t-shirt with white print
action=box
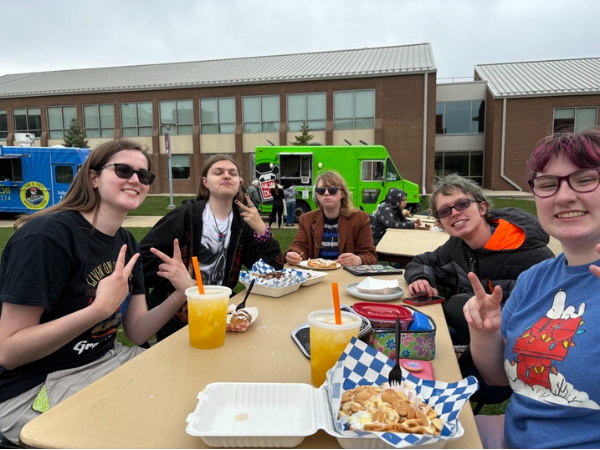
[0,210,145,402]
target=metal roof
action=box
[0,44,436,98]
[475,57,600,98]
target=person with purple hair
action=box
[464,129,600,448]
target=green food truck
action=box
[255,145,420,221]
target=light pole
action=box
[161,122,176,209]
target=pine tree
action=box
[289,122,313,145]
[63,117,89,148]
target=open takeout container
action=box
[186,339,478,448]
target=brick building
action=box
[0,45,598,195]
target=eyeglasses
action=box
[316,186,340,195]
[100,163,156,186]
[528,168,600,198]
[434,198,480,219]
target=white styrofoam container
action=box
[186,382,463,449]
[240,279,302,298]
[297,270,330,287]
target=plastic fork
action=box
[236,279,255,311]
[388,316,402,387]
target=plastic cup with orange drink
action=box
[308,310,361,386]
[185,286,231,349]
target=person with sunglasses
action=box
[285,170,377,266]
[140,154,284,342]
[405,173,553,347]
[0,139,196,445]
[464,129,600,449]
[371,188,422,246]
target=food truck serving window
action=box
[0,158,23,181]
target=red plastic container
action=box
[352,302,413,329]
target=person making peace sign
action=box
[0,139,195,445]
[141,154,284,342]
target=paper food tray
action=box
[239,259,307,297]
[186,339,478,449]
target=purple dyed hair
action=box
[527,129,600,179]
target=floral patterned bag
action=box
[367,309,436,361]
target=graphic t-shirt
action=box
[501,254,600,448]
[318,216,339,260]
[198,207,232,286]
[0,211,145,402]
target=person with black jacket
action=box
[405,174,554,345]
[269,180,285,230]
[140,155,284,342]
[371,188,421,245]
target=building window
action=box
[436,101,485,135]
[84,104,115,138]
[435,151,483,185]
[0,110,7,139]
[287,93,326,131]
[47,106,77,139]
[171,154,190,179]
[243,95,279,133]
[121,102,153,137]
[200,98,235,134]
[554,107,597,133]
[13,108,42,137]
[160,100,193,135]
[334,90,375,130]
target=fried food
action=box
[338,383,443,435]
[307,258,339,269]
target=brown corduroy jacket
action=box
[285,209,377,264]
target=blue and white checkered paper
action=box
[239,259,308,287]
[324,337,479,448]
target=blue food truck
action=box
[0,145,90,213]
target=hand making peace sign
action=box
[236,193,267,235]
[463,272,504,333]
[94,245,140,319]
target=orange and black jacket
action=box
[404,207,554,302]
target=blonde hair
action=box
[313,170,357,217]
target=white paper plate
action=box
[298,259,341,270]
[296,270,330,286]
[346,283,404,301]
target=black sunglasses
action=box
[316,186,340,195]
[434,198,480,219]
[100,163,156,186]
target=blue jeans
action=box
[286,201,296,225]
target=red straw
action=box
[191,257,205,294]
[332,282,342,324]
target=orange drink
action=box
[186,286,231,349]
[308,310,360,386]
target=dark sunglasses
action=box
[100,163,156,186]
[316,186,340,195]
[434,198,480,219]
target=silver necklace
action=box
[211,207,232,243]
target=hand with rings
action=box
[236,194,266,235]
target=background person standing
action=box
[283,181,297,227]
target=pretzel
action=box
[338,383,443,436]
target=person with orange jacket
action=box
[405,174,554,345]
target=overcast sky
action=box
[1,0,598,79]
